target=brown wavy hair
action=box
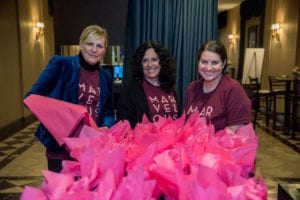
[131,40,176,93]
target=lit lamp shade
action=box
[271,23,280,41]
[35,22,45,41]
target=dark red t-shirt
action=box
[78,68,100,122]
[143,79,179,122]
[184,75,251,132]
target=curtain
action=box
[123,0,218,104]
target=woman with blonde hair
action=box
[24,25,115,172]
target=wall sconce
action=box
[271,23,280,41]
[228,34,234,45]
[35,22,45,41]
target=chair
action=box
[291,78,300,138]
[247,76,272,129]
[268,76,289,130]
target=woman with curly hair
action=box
[117,40,181,128]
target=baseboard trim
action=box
[0,115,37,141]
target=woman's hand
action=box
[227,124,244,133]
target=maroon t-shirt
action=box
[184,75,251,132]
[143,79,179,122]
[78,68,100,122]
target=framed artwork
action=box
[247,25,258,48]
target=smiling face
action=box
[79,25,108,65]
[142,48,161,85]
[198,50,225,83]
[80,37,106,65]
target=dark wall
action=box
[52,0,128,54]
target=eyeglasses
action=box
[142,57,160,65]
[199,59,223,67]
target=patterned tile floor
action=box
[257,119,300,153]
[0,121,299,199]
[0,122,46,200]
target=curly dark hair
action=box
[131,40,176,93]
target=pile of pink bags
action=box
[21,94,267,200]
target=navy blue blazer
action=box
[25,54,115,151]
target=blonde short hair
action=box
[79,25,108,47]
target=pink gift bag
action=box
[24,94,98,145]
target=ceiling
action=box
[218,0,245,13]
